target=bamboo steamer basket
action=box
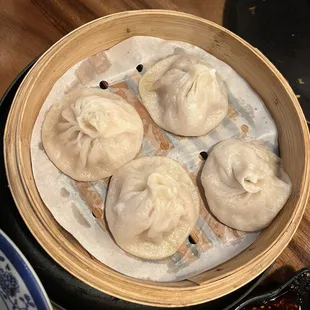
[4,10,310,307]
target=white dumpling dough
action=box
[201,139,292,232]
[42,88,143,181]
[139,55,228,136]
[106,156,200,260]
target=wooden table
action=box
[0,0,309,288]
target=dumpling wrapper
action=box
[42,88,143,181]
[201,139,292,232]
[139,55,228,136]
[106,156,200,260]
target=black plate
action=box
[0,60,271,310]
[236,268,310,309]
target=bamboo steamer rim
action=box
[4,10,310,307]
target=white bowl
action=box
[0,229,52,310]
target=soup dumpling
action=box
[201,139,292,232]
[42,88,143,181]
[106,156,200,260]
[139,55,228,136]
